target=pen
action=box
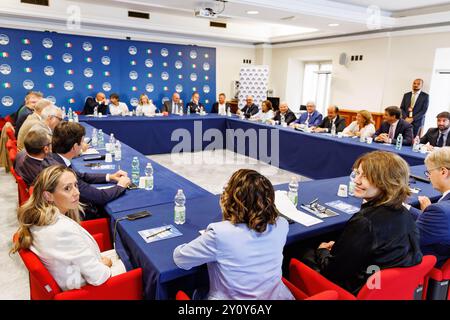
[309,198,319,205]
[146,227,172,239]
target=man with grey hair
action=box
[237,95,259,118]
[273,101,297,125]
[17,99,53,151]
[292,101,323,127]
[162,92,184,114]
[28,105,63,139]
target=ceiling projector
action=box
[194,7,218,18]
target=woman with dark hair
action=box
[305,151,422,294]
[173,169,294,300]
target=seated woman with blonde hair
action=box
[136,93,156,116]
[11,165,126,291]
[173,169,294,300]
[342,110,376,139]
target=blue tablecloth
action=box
[79,114,228,155]
[110,164,439,300]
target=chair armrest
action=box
[306,290,339,300]
[54,268,143,300]
[282,277,308,300]
[175,290,191,300]
[289,258,356,300]
[91,233,104,252]
[441,259,450,279]
[80,218,112,251]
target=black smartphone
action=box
[84,137,92,145]
[84,162,101,167]
[126,211,151,220]
[83,155,105,161]
[127,182,139,190]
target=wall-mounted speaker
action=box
[339,52,348,66]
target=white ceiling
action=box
[2,0,450,45]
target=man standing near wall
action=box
[400,78,429,137]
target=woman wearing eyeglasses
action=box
[408,147,450,267]
[305,151,422,295]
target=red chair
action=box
[288,256,437,300]
[426,258,450,300]
[13,173,31,206]
[175,278,339,300]
[15,218,143,300]
[5,126,16,141]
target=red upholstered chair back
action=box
[6,126,15,141]
[14,174,31,205]
[357,255,437,300]
[15,241,62,300]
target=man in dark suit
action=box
[400,78,429,137]
[41,122,131,220]
[273,102,296,125]
[312,105,346,133]
[186,92,204,114]
[162,92,184,114]
[374,106,414,145]
[211,93,230,114]
[420,111,450,148]
[237,95,259,118]
[15,129,52,186]
[15,91,43,137]
[82,92,109,115]
[408,147,450,267]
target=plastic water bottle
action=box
[109,134,116,152]
[144,163,154,190]
[280,114,286,126]
[73,113,79,123]
[93,106,98,117]
[114,141,121,161]
[227,106,231,117]
[68,107,73,121]
[187,106,190,115]
[131,156,140,185]
[412,136,420,152]
[97,129,105,148]
[61,106,66,119]
[331,122,336,136]
[179,105,184,116]
[348,170,356,196]
[91,128,98,147]
[288,177,299,206]
[174,189,186,225]
[396,133,403,150]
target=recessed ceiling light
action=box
[328,23,339,27]
[246,10,259,15]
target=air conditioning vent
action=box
[128,11,150,19]
[210,21,227,28]
[21,0,49,6]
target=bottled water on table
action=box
[97,129,105,148]
[280,114,286,126]
[61,106,66,119]
[131,156,140,185]
[94,106,98,117]
[348,170,357,196]
[73,113,79,123]
[395,133,403,150]
[109,134,116,152]
[412,136,420,152]
[288,177,299,206]
[91,128,98,147]
[144,163,154,190]
[174,189,186,225]
[331,122,336,136]
[68,107,73,121]
[187,106,190,115]
[114,141,121,161]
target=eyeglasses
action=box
[424,167,449,177]
[52,115,63,121]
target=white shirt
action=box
[254,109,274,122]
[343,121,376,139]
[218,103,227,115]
[173,217,294,300]
[109,102,129,116]
[136,103,156,116]
[30,213,111,291]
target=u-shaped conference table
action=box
[72,114,438,299]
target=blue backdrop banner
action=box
[0,27,216,116]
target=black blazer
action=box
[41,153,126,219]
[318,115,346,133]
[187,101,204,114]
[15,153,43,186]
[273,110,297,125]
[240,103,259,118]
[82,97,108,115]
[162,100,183,114]
[374,118,414,146]
[400,91,429,136]
[420,128,450,147]
[316,202,423,294]
[211,102,230,113]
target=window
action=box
[301,62,332,115]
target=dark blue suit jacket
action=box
[374,118,414,146]
[294,110,323,127]
[410,193,450,267]
[41,153,126,207]
[240,103,259,118]
[400,91,429,136]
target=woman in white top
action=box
[173,169,294,300]
[136,94,156,117]
[11,165,125,291]
[252,100,274,123]
[109,93,129,116]
[342,110,376,139]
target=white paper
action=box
[275,191,323,226]
[96,185,115,190]
[82,148,100,155]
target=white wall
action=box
[270,31,450,114]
